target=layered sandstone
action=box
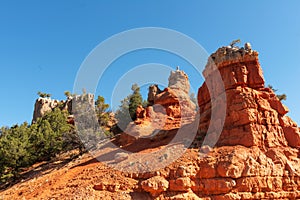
[115,43,300,199]
[186,43,300,199]
[120,69,196,144]
[144,69,196,128]
[195,43,299,149]
[21,43,300,200]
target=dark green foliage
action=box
[37,91,51,98]
[95,96,110,127]
[0,108,72,183]
[0,123,32,180]
[30,108,72,161]
[0,92,115,185]
[142,100,148,108]
[268,85,287,101]
[64,91,76,98]
[128,83,143,120]
[115,97,131,132]
[115,84,145,132]
[64,91,71,98]
[0,123,31,181]
[277,94,287,101]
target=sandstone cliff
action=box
[116,43,300,199]
[196,43,299,148]
[8,43,300,200]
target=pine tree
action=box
[95,96,110,127]
[0,123,33,181]
[30,108,71,160]
[115,97,131,132]
[128,83,143,120]
[64,91,71,98]
[268,85,287,101]
[115,83,144,132]
[0,107,73,183]
[37,91,51,98]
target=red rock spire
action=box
[197,43,300,148]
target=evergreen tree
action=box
[268,85,287,101]
[29,108,71,160]
[0,101,74,183]
[37,91,51,98]
[95,96,110,127]
[0,123,33,181]
[64,91,71,98]
[128,83,143,120]
[115,97,131,132]
[115,83,144,132]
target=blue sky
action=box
[0,1,300,127]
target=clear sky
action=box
[0,0,300,127]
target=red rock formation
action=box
[196,44,299,149]
[32,94,94,123]
[97,44,300,199]
[121,44,300,199]
[145,69,196,129]
[186,43,300,199]
[120,69,196,144]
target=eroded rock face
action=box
[120,69,196,144]
[32,94,95,123]
[188,43,300,198]
[91,44,300,199]
[92,145,300,199]
[112,44,300,199]
[148,84,162,106]
[168,69,190,94]
[32,97,60,122]
[141,176,169,197]
[151,70,196,127]
[195,44,300,149]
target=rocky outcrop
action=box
[12,43,300,200]
[148,84,163,106]
[189,43,300,198]
[109,43,300,199]
[168,68,190,94]
[120,69,196,144]
[32,97,60,122]
[32,94,94,123]
[141,176,169,197]
[195,43,299,148]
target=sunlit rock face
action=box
[120,69,196,144]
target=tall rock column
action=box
[197,44,300,149]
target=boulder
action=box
[141,176,169,196]
[32,97,59,122]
